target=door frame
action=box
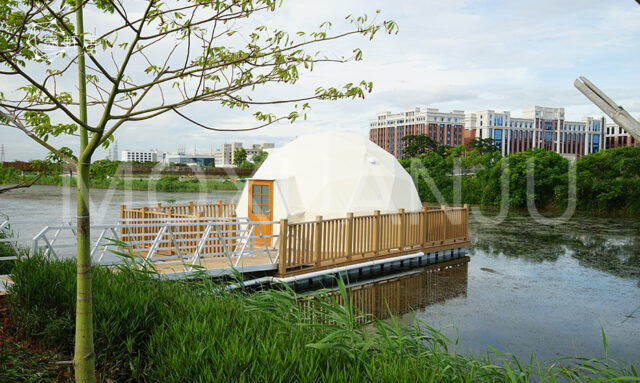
[247,179,274,247]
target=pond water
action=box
[0,185,239,241]
[0,186,638,365]
[409,210,640,364]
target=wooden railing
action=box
[279,205,469,275]
[119,201,237,256]
[121,200,236,220]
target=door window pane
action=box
[252,205,261,214]
[252,195,261,205]
[252,185,261,194]
[261,185,269,194]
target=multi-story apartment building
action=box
[370,105,638,160]
[214,142,275,167]
[214,142,243,167]
[369,108,468,158]
[605,123,638,148]
[465,106,605,160]
[121,150,159,163]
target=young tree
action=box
[401,134,443,158]
[467,137,499,156]
[0,1,397,381]
[251,149,268,167]
[233,147,247,167]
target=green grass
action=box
[0,341,72,383]
[6,255,640,382]
[7,174,244,192]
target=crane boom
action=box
[574,76,640,141]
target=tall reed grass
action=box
[7,255,639,382]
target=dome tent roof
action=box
[236,131,422,223]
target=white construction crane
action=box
[574,76,640,141]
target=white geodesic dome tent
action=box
[235,131,421,228]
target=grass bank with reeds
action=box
[26,174,243,192]
[5,255,639,382]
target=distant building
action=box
[214,142,243,167]
[121,150,159,163]
[214,142,275,167]
[369,107,469,158]
[370,105,638,160]
[163,152,215,167]
[604,123,638,149]
[466,106,605,159]
[246,143,274,160]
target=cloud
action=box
[2,0,640,161]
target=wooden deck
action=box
[278,239,470,277]
[138,241,470,278]
[148,253,276,276]
[119,204,471,279]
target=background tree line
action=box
[400,135,640,214]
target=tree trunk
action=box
[74,158,95,382]
[73,2,96,381]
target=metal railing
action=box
[0,220,20,262]
[0,217,280,276]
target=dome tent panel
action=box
[236,131,421,230]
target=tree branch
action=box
[0,108,78,167]
[0,174,42,195]
[0,52,100,132]
[173,108,289,132]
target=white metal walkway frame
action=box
[1,217,280,278]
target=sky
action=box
[2,0,640,161]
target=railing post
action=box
[440,205,446,243]
[217,200,223,217]
[397,208,405,250]
[463,204,469,240]
[314,216,323,266]
[279,219,288,275]
[198,211,206,252]
[421,206,427,247]
[156,202,162,211]
[346,212,353,261]
[119,204,126,238]
[188,201,194,216]
[373,210,380,256]
[142,207,149,241]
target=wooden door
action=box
[248,180,274,247]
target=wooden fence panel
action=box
[282,206,469,272]
[119,201,237,258]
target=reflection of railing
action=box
[279,205,469,275]
[300,256,469,322]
